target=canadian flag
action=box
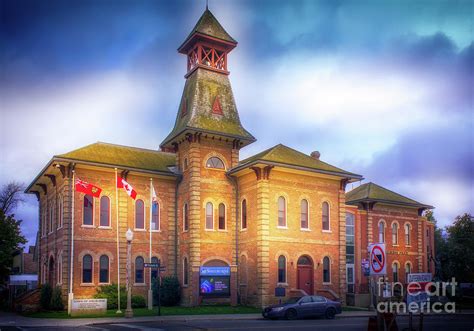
[117,176,137,199]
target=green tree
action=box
[0,210,27,284]
[445,213,474,282]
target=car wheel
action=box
[325,307,336,319]
[285,309,298,320]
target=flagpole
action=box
[148,177,153,310]
[68,170,75,315]
[115,168,122,314]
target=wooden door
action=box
[297,265,313,295]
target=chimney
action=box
[310,151,320,160]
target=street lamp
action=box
[125,228,134,318]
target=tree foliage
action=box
[0,210,27,284]
[434,213,474,282]
[0,182,25,216]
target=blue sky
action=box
[1,0,473,247]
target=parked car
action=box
[262,295,342,320]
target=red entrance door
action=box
[297,256,314,295]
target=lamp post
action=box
[125,228,134,318]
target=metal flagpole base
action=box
[116,309,123,314]
[67,293,74,315]
[148,289,153,310]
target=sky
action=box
[1,0,473,248]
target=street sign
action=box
[369,243,386,276]
[362,258,370,276]
[144,263,160,268]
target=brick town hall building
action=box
[26,9,435,309]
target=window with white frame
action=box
[100,196,110,227]
[378,221,385,243]
[152,201,159,230]
[405,223,411,245]
[392,222,399,245]
[322,202,330,231]
[278,196,286,227]
[218,203,226,230]
[205,202,213,230]
[323,256,331,283]
[278,255,286,283]
[135,199,145,229]
[300,199,309,229]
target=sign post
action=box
[369,243,386,276]
[144,259,165,316]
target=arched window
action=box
[392,262,399,282]
[57,195,63,229]
[378,221,385,243]
[278,255,286,283]
[57,253,62,285]
[151,256,159,280]
[206,157,225,169]
[301,199,309,229]
[322,202,330,231]
[218,203,226,230]
[99,255,109,283]
[392,223,399,245]
[278,197,286,227]
[323,256,331,283]
[405,223,411,245]
[241,199,247,230]
[82,254,93,283]
[183,203,189,231]
[405,262,411,282]
[183,257,189,286]
[152,201,159,230]
[49,201,54,233]
[206,202,214,230]
[83,195,93,226]
[100,196,110,227]
[135,256,144,283]
[135,199,145,229]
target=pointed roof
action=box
[160,68,255,148]
[178,9,237,52]
[346,182,433,209]
[229,144,362,180]
[56,142,177,174]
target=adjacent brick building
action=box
[25,9,434,309]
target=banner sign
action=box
[199,266,231,276]
[407,273,432,310]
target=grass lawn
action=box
[23,305,262,319]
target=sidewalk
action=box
[0,311,372,327]
[1,310,473,328]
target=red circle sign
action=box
[371,245,385,273]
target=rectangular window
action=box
[206,202,213,230]
[300,199,309,229]
[152,202,159,230]
[241,200,247,230]
[83,195,94,226]
[218,203,225,230]
[184,203,189,231]
[278,197,286,227]
[322,202,330,231]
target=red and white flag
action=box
[75,178,102,197]
[117,176,137,199]
[151,185,157,204]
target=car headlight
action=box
[271,307,285,312]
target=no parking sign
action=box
[369,243,386,276]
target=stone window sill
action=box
[80,283,95,287]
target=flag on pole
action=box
[75,178,102,197]
[117,176,137,199]
[152,185,157,204]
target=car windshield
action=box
[285,297,301,304]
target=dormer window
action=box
[206,157,225,169]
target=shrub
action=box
[131,295,146,308]
[50,286,64,311]
[94,284,126,310]
[160,276,180,306]
[40,284,52,310]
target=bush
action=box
[160,276,180,306]
[131,295,146,308]
[40,284,52,310]
[50,286,64,311]
[94,284,126,310]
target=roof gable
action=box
[346,182,433,209]
[57,142,176,174]
[233,144,362,179]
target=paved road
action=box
[2,314,473,331]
